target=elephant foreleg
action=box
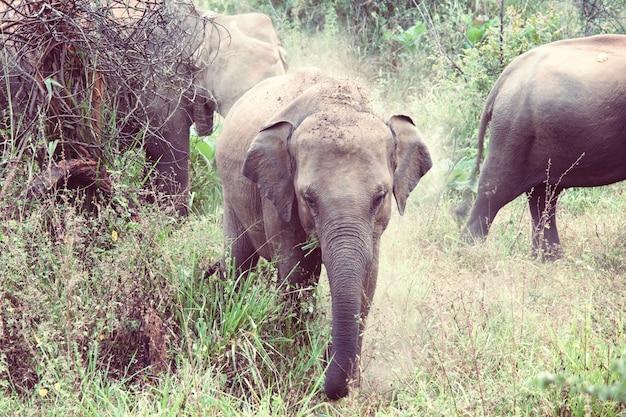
[527,184,563,259]
[145,123,191,217]
[221,207,260,281]
[275,242,322,314]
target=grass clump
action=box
[0,193,334,415]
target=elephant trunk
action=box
[320,222,372,400]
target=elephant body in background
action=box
[463,34,626,256]
[216,68,432,399]
[0,1,287,216]
[203,11,288,117]
[114,2,288,215]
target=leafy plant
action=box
[189,128,222,215]
[383,21,427,55]
[535,351,626,405]
[445,146,480,193]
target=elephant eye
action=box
[303,193,317,212]
[372,191,386,212]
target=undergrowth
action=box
[0,192,333,414]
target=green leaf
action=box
[466,26,486,44]
[191,137,216,166]
[43,77,62,103]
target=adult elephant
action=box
[0,1,287,216]
[108,1,288,215]
[463,34,626,257]
[202,11,288,116]
[216,68,432,399]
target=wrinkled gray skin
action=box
[216,68,432,399]
[131,4,288,215]
[463,34,626,258]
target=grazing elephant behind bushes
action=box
[134,5,288,215]
[463,34,626,258]
[203,11,288,117]
[0,1,287,216]
[216,68,432,399]
[108,1,288,215]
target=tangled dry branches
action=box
[0,0,211,209]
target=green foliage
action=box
[189,128,222,215]
[444,146,480,194]
[578,0,626,35]
[177,260,327,403]
[0,193,329,413]
[535,351,626,404]
[0,198,175,392]
[462,13,498,46]
[459,5,569,88]
[383,21,427,56]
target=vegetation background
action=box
[1,0,626,415]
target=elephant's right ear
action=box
[242,121,295,223]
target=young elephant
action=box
[216,68,432,399]
[463,34,626,257]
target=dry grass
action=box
[350,179,626,414]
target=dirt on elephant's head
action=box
[315,78,375,115]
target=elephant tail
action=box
[454,89,495,223]
[470,91,495,181]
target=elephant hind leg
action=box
[463,200,494,242]
[527,183,563,259]
[463,183,523,243]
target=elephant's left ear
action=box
[242,121,295,223]
[387,115,433,215]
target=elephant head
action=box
[198,10,288,117]
[218,68,432,399]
